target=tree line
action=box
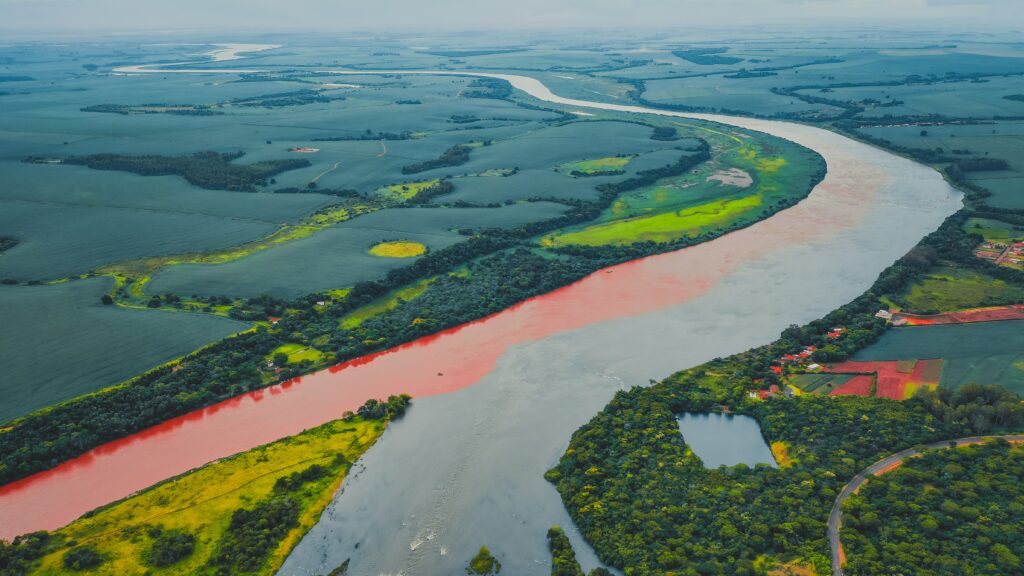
[26,151,310,192]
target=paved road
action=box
[829,434,1024,576]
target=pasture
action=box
[0,278,249,424]
[896,265,1024,313]
[965,217,1024,243]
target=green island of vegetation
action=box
[402,142,487,174]
[544,128,822,247]
[466,546,501,575]
[0,396,409,575]
[672,48,744,66]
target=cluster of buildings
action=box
[974,240,1024,269]
[752,344,824,399]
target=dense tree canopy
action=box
[843,440,1024,576]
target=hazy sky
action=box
[0,0,1021,35]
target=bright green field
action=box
[897,265,1024,313]
[549,194,762,245]
[543,124,822,247]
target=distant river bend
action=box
[0,56,964,575]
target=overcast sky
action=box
[0,0,1021,36]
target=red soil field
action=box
[895,305,1024,326]
[825,359,943,400]
[0,141,880,540]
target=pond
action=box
[677,412,777,469]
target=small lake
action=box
[677,412,777,469]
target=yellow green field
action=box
[368,240,428,258]
[559,155,633,176]
[28,418,384,575]
[269,343,327,364]
[378,179,440,200]
[544,194,762,246]
[770,441,795,468]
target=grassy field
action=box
[543,124,822,247]
[269,343,327,364]
[368,240,428,258]
[896,265,1024,313]
[339,278,433,329]
[547,194,762,246]
[0,278,249,424]
[965,217,1024,242]
[26,418,383,575]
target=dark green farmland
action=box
[0,278,248,424]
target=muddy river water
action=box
[0,52,962,575]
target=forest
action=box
[842,439,1024,576]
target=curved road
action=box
[829,434,1024,576]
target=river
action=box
[0,49,963,575]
